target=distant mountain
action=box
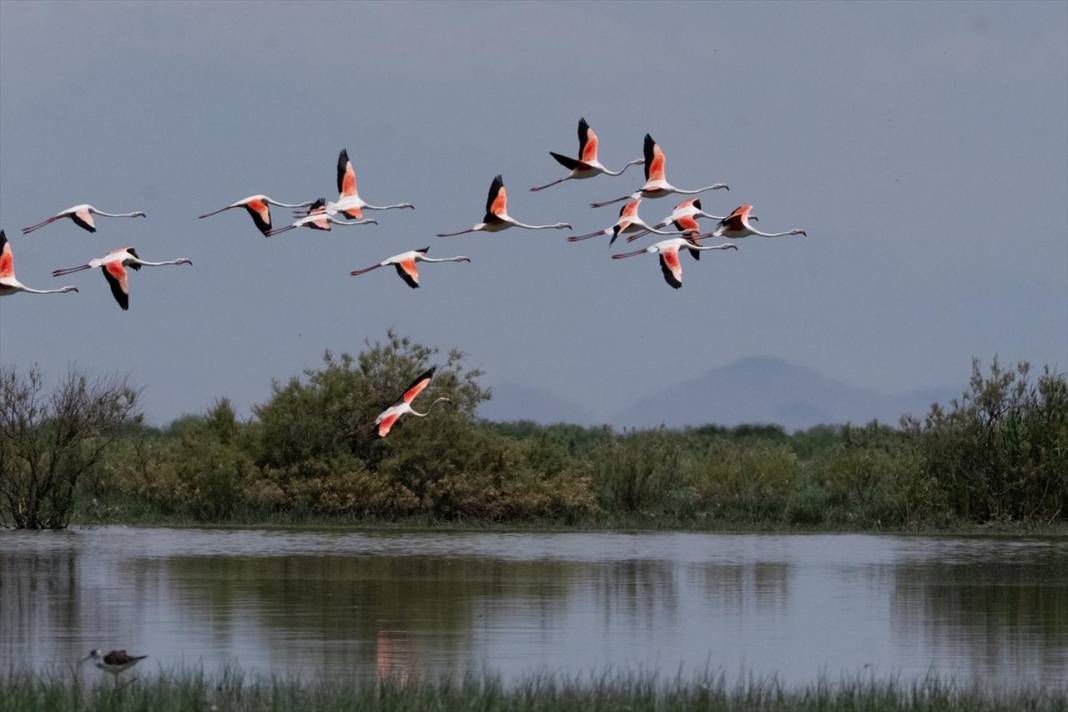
[611,356,958,431]
[479,382,600,425]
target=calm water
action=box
[1,527,1067,685]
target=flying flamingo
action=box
[373,366,451,438]
[0,230,79,298]
[267,199,377,236]
[437,175,571,237]
[568,199,682,245]
[297,149,415,220]
[530,118,644,192]
[350,247,470,289]
[51,247,192,311]
[612,236,738,290]
[627,198,727,241]
[22,204,146,235]
[197,195,315,236]
[698,204,806,239]
[590,134,729,208]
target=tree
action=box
[0,367,139,529]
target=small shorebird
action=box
[350,247,470,289]
[82,649,148,679]
[530,117,644,192]
[52,248,192,310]
[612,237,738,289]
[22,205,146,235]
[590,134,729,208]
[373,366,451,438]
[197,195,315,236]
[567,198,681,246]
[437,175,571,237]
[698,204,806,239]
[0,230,79,298]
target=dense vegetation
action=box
[2,332,1066,530]
[1,670,1063,712]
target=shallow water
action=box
[1,527,1066,685]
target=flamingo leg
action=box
[436,227,479,238]
[530,177,571,192]
[21,216,61,235]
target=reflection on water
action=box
[1,528,1066,685]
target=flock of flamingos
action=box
[0,118,807,445]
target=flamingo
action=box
[21,204,146,235]
[530,117,644,192]
[197,195,315,236]
[266,198,377,236]
[51,247,192,311]
[350,247,470,289]
[297,149,415,220]
[590,134,729,208]
[373,366,451,438]
[0,230,79,298]
[568,198,682,245]
[698,204,806,239]
[612,236,738,290]
[624,198,730,260]
[437,175,571,237]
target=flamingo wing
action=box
[337,149,358,197]
[0,231,13,278]
[578,118,598,163]
[643,134,665,183]
[71,208,96,233]
[483,175,507,222]
[393,259,420,289]
[102,260,130,310]
[549,152,583,171]
[375,411,401,439]
[719,205,749,233]
[658,246,683,289]
[399,366,436,405]
[243,199,272,235]
[683,233,702,261]
[342,205,364,220]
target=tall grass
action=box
[1,669,1064,712]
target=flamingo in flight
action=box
[437,175,571,237]
[568,199,682,245]
[373,366,451,438]
[624,198,730,261]
[350,247,470,289]
[591,134,729,208]
[698,204,806,239]
[530,118,644,192]
[22,204,146,235]
[51,247,192,311]
[0,230,79,298]
[197,195,315,237]
[267,199,377,237]
[612,236,738,290]
[297,149,415,220]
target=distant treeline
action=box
[1,333,1066,529]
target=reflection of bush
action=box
[78,345,1068,529]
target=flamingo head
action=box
[176,258,193,266]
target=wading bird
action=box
[22,205,146,235]
[373,366,451,438]
[197,195,315,236]
[81,649,148,679]
[267,199,377,236]
[298,149,415,220]
[699,204,806,239]
[350,247,470,289]
[612,237,738,289]
[591,134,729,208]
[625,198,729,259]
[0,230,79,298]
[530,117,644,192]
[52,248,192,310]
[568,199,681,245]
[437,175,571,237]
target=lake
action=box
[1,527,1066,686]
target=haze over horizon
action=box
[1,1,1065,425]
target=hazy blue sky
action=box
[1,1,1065,423]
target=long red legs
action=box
[21,216,61,235]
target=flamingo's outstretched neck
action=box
[674,184,729,195]
[410,397,451,417]
[601,159,645,177]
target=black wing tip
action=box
[492,174,504,186]
[417,246,430,253]
[644,133,655,145]
[338,148,349,162]
[693,199,702,210]
[578,117,589,130]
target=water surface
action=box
[2,527,1066,685]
